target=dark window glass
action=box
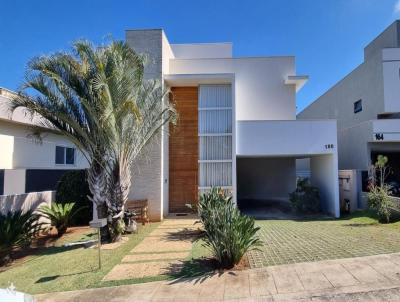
[55,146,65,164]
[354,99,362,113]
[66,148,75,165]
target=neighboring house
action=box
[0,87,88,195]
[126,29,340,220]
[298,21,400,205]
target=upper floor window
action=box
[55,146,75,165]
[354,99,362,114]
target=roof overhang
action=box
[285,75,309,92]
[164,73,234,86]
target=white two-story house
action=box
[126,29,340,220]
[0,88,88,195]
[299,21,400,205]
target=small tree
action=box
[367,155,394,223]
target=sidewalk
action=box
[37,252,400,301]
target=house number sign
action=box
[375,133,384,141]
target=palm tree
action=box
[10,40,176,241]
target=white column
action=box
[310,154,340,218]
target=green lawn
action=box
[4,210,400,295]
[248,210,400,268]
[0,223,160,294]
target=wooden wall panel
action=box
[169,87,198,213]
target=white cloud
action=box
[394,0,400,14]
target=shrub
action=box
[198,187,261,268]
[0,211,42,264]
[37,202,83,237]
[368,185,393,223]
[56,170,92,225]
[289,178,320,213]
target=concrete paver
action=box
[249,219,400,268]
[37,252,400,301]
[102,216,197,281]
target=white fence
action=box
[0,190,55,215]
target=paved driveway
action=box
[248,218,400,267]
[36,252,400,301]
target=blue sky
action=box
[0,0,399,112]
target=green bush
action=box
[198,187,261,268]
[56,170,92,225]
[289,178,320,213]
[0,210,42,264]
[368,185,393,223]
[37,202,83,237]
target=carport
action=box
[236,120,340,217]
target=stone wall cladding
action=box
[126,29,164,221]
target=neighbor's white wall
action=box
[310,154,340,217]
[338,121,372,170]
[0,134,13,169]
[170,43,232,59]
[237,157,296,202]
[0,120,88,170]
[338,170,359,212]
[298,52,384,131]
[169,56,296,120]
[3,169,26,195]
[382,48,400,113]
[0,191,54,225]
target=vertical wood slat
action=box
[169,87,198,212]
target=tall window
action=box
[55,146,76,165]
[198,85,233,193]
[354,99,362,113]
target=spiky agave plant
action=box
[0,211,42,264]
[37,202,83,237]
[198,188,262,268]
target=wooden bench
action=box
[125,199,150,225]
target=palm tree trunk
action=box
[107,158,132,242]
[87,164,110,242]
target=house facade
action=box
[0,88,88,195]
[298,21,400,202]
[126,29,340,220]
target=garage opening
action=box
[237,157,296,218]
[237,154,339,218]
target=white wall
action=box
[0,134,13,168]
[126,29,164,221]
[169,56,296,120]
[0,190,54,225]
[237,157,296,201]
[383,48,400,113]
[338,170,359,212]
[170,43,232,59]
[310,154,340,217]
[0,120,88,170]
[237,120,337,157]
[3,169,26,195]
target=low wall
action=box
[0,190,54,215]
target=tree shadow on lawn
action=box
[35,267,96,284]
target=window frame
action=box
[55,145,76,166]
[354,99,362,114]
